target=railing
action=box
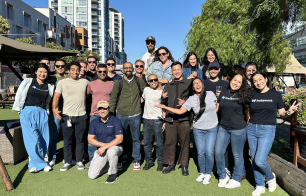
[92,4,99,8]
[51,2,58,6]
[92,11,99,15]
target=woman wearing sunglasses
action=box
[182,52,203,80]
[145,46,175,85]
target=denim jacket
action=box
[12,78,54,114]
[182,67,203,81]
[145,60,174,81]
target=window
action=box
[296,55,306,64]
[24,15,29,27]
[61,25,63,31]
[51,19,54,26]
[43,25,46,32]
[64,27,66,33]
[38,21,40,32]
[72,33,74,38]
[56,23,59,29]
[6,4,13,19]
[78,33,82,39]
[56,35,59,40]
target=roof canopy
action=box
[0,35,77,61]
[267,54,306,74]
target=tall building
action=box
[49,0,110,62]
[109,7,127,64]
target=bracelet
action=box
[286,110,291,116]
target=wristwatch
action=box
[286,110,291,116]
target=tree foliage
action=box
[185,0,292,75]
[46,42,63,50]
[16,37,40,45]
[0,16,10,34]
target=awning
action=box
[267,54,306,74]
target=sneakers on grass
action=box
[29,167,38,173]
[44,165,52,172]
[196,173,206,182]
[105,174,118,184]
[218,174,230,187]
[203,174,211,185]
[266,172,277,192]
[225,179,241,189]
[133,161,141,171]
[252,186,265,196]
[49,159,56,167]
[76,162,85,170]
[60,163,72,171]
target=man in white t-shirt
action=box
[142,36,156,74]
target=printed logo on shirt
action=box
[107,126,113,127]
[222,96,239,100]
[252,99,273,103]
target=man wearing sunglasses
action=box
[134,59,148,85]
[142,36,156,74]
[86,64,114,168]
[105,57,121,81]
[85,56,98,81]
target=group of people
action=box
[13,36,299,195]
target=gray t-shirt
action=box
[142,87,163,119]
[182,91,218,130]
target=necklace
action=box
[229,90,237,98]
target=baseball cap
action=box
[97,100,109,109]
[145,36,156,42]
[208,62,220,69]
[234,63,246,69]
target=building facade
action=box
[75,27,88,51]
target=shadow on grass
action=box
[0,119,19,127]
[13,164,28,189]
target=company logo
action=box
[252,99,273,103]
[222,96,238,100]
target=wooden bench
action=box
[293,127,306,170]
[0,92,16,108]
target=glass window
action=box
[51,19,54,26]
[56,23,59,28]
[76,7,87,13]
[57,35,59,40]
[76,0,87,6]
[24,15,29,27]
[6,5,12,19]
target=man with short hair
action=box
[78,59,88,79]
[85,56,98,81]
[134,59,148,85]
[40,57,50,69]
[53,62,90,171]
[106,57,121,81]
[88,100,123,184]
[233,63,246,75]
[86,64,114,168]
[142,36,156,74]
[109,62,146,170]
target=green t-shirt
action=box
[50,74,68,109]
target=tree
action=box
[62,49,80,63]
[16,37,40,45]
[0,16,10,34]
[185,0,291,75]
[46,42,63,50]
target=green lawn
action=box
[0,108,289,196]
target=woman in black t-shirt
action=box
[215,74,254,189]
[201,48,227,80]
[247,71,298,195]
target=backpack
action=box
[116,77,143,106]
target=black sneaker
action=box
[162,165,175,174]
[157,163,163,171]
[142,162,155,170]
[105,174,118,184]
[181,165,189,176]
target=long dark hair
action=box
[34,63,50,83]
[183,52,199,68]
[230,74,255,108]
[189,78,207,122]
[202,47,220,66]
[250,71,268,92]
[152,46,175,63]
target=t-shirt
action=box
[142,50,155,69]
[55,78,89,116]
[106,73,121,82]
[249,89,285,125]
[85,71,98,81]
[50,74,68,109]
[182,92,218,130]
[203,79,229,94]
[87,80,114,116]
[174,81,181,109]
[218,90,246,130]
[202,63,228,80]
[24,78,49,109]
[142,87,163,119]
[88,115,123,143]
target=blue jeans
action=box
[88,115,100,161]
[247,123,275,186]
[48,113,61,161]
[143,118,164,164]
[193,126,218,174]
[215,126,246,181]
[117,114,141,162]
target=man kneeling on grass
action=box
[88,100,123,184]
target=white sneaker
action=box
[29,167,38,173]
[133,162,140,171]
[252,186,265,196]
[49,159,56,167]
[218,174,230,187]
[225,167,232,178]
[76,162,85,170]
[203,174,211,185]
[196,173,206,182]
[60,163,72,171]
[43,165,52,172]
[266,173,277,192]
[44,154,49,162]
[225,179,241,189]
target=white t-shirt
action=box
[142,50,155,69]
[142,87,163,119]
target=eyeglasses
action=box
[55,65,65,68]
[135,65,144,68]
[107,63,115,66]
[123,67,133,70]
[158,53,167,57]
[98,71,107,74]
[148,78,158,83]
[98,107,109,111]
[88,61,96,64]
[146,41,155,45]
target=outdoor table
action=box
[0,93,16,108]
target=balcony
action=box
[51,1,58,7]
[91,0,100,3]
[91,4,99,9]
[92,18,100,23]
[92,44,101,48]
[92,38,100,42]
[92,11,99,16]
[92,31,99,36]
[92,25,100,29]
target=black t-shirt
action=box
[249,89,285,125]
[218,90,246,130]
[174,81,180,109]
[204,79,229,94]
[85,71,98,81]
[24,78,49,109]
[202,63,227,80]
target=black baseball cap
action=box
[145,36,156,42]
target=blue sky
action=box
[23,0,205,62]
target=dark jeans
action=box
[143,118,164,164]
[87,115,100,161]
[61,114,87,164]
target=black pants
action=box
[61,114,87,164]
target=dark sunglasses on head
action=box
[98,71,107,74]
[158,53,167,57]
[146,41,155,45]
[135,65,144,68]
[148,78,158,83]
[88,61,96,64]
[107,63,115,66]
[55,65,65,68]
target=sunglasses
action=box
[98,107,109,111]
[98,71,107,74]
[55,65,65,68]
[135,65,144,68]
[146,41,155,45]
[107,63,115,66]
[148,78,158,83]
[88,61,96,64]
[158,53,167,57]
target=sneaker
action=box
[157,163,163,171]
[196,173,206,182]
[203,174,211,185]
[162,165,175,174]
[218,174,230,187]
[60,163,72,171]
[225,179,241,189]
[63,159,77,165]
[76,162,85,170]
[85,162,91,169]
[133,161,141,171]
[181,165,189,176]
[117,163,122,171]
[252,186,265,196]
[43,165,52,172]
[44,154,49,162]
[266,173,277,192]
[225,167,232,178]
[29,168,38,173]
[142,162,155,170]
[105,174,118,184]
[49,159,56,167]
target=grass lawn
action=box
[0,108,290,196]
